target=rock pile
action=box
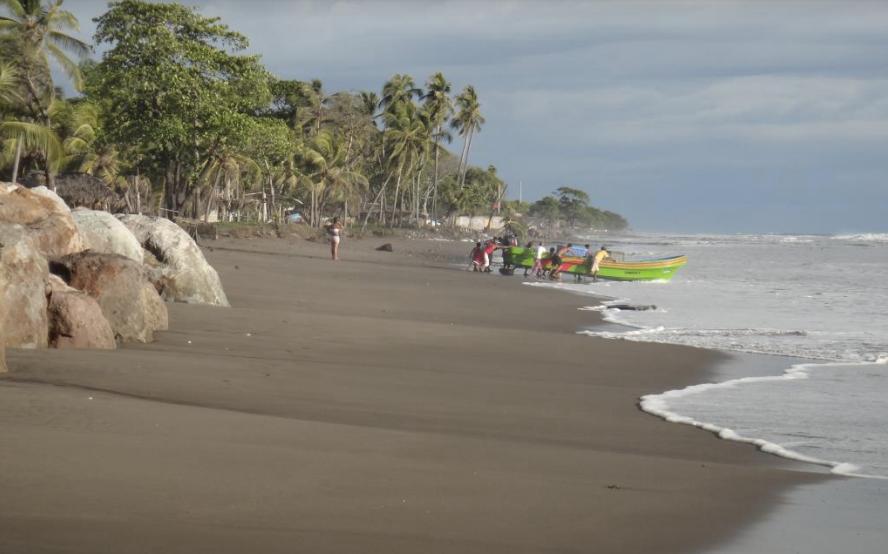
[0,183,229,366]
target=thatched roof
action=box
[24,172,126,211]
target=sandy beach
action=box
[0,236,825,553]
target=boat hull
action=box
[502,248,687,281]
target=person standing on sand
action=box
[326,217,342,260]
[591,245,610,282]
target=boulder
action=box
[0,183,84,258]
[72,207,143,263]
[28,185,72,213]
[0,224,49,349]
[117,214,229,306]
[142,282,169,333]
[52,251,168,343]
[46,274,116,350]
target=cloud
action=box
[60,0,888,233]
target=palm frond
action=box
[0,0,25,18]
[47,30,90,59]
[0,61,22,105]
[46,42,83,91]
[0,119,63,163]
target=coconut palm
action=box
[0,0,90,103]
[359,91,380,126]
[380,74,421,115]
[301,130,367,227]
[451,85,485,188]
[79,143,120,186]
[383,101,430,225]
[0,61,22,107]
[199,149,258,222]
[1,0,89,188]
[422,72,453,220]
[0,118,61,183]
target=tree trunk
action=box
[459,129,474,188]
[135,173,143,215]
[457,131,471,187]
[362,174,391,231]
[431,134,441,222]
[389,164,404,226]
[11,139,22,185]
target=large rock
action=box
[0,183,84,258]
[117,214,229,306]
[0,224,49,349]
[72,207,143,263]
[46,275,116,350]
[52,251,168,343]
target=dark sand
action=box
[0,236,825,553]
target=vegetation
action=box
[1,0,628,232]
[528,187,628,232]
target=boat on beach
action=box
[502,247,688,281]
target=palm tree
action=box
[380,74,421,115]
[359,91,380,126]
[450,85,485,189]
[422,72,453,221]
[301,130,367,227]
[0,61,22,107]
[383,101,429,225]
[1,0,89,188]
[79,143,120,186]
[200,149,258,222]
[0,0,89,105]
[0,118,61,183]
[294,79,330,137]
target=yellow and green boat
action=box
[502,247,687,281]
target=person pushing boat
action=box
[590,245,610,282]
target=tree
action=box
[0,0,89,187]
[450,85,485,188]
[529,196,561,228]
[0,0,89,99]
[422,72,453,220]
[89,0,272,216]
[300,130,367,227]
[555,186,591,226]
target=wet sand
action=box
[0,236,825,553]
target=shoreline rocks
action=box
[2,182,227,359]
[118,214,229,306]
[46,275,116,350]
[72,207,144,263]
[1,224,50,350]
[0,184,84,258]
[52,251,168,343]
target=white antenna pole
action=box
[519,181,523,203]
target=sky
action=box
[61,0,888,233]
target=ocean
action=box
[526,232,888,479]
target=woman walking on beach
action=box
[326,217,342,260]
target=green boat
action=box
[502,247,687,281]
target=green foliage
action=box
[88,0,271,193]
[529,188,629,231]
[1,0,630,235]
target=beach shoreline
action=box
[1,235,827,553]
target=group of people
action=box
[470,239,506,273]
[471,239,610,282]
